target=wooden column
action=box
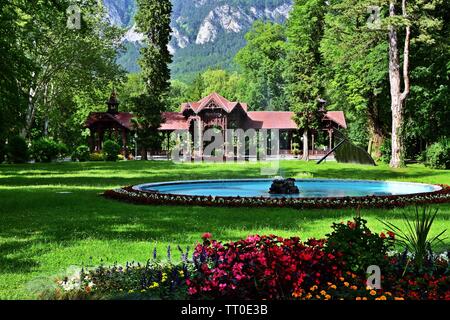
[311,133,315,156]
[88,129,95,153]
[328,129,333,150]
[121,128,127,156]
[98,129,105,151]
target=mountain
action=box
[103,0,292,81]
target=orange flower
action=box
[394,297,405,301]
[350,286,358,290]
[344,282,350,287]
[376,295,387,300]
[325,294,331,300]
[330,285,337,290]
[320,290,327,296]
[370,290,377,296]
[356,297,362,301]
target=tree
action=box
[387,0,411,168]
[135,0,172,160]
[235,21,288,111]
[16,0,124,138]
[383,0,443,167]
[284,0,327,161]
[320,0,390,160]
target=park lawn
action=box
[0,160,449,299]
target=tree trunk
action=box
[302,129,309,161]
[367,98,385,161]
[388,0,410,168]
[21,86,37,138]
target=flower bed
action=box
[51,218,450,300]
[103,184,450,210]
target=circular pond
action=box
[133,179,442,199]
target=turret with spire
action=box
[107,89,119,114]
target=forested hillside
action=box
[103,0,292,80]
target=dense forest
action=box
[1,0,449,168]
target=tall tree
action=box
[284,0,327,161]
[384,0,443,167]
[135,0,172,160]
[235,21,288,111]
[320,0,390,160]
[387,0,411,168]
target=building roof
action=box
[181,92,248,114]
[86,93,347,132]
[85,112,134,130]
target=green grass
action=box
[0,160,449,299]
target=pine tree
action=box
[134,0,173,159]
[284,0,327,161]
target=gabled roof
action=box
[323,111,347,129]
[181,92,248,114]
[85,112,134,130]
[160,112,189,131]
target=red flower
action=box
[202,232,212,240]
[380,232,386,239]
[387,231,395,239]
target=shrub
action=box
[102,140,121,162]
[30,138,65,163]
[71,145,90,162]
[6,136,29,163]
[89,152,106,161]
[379,139,391,164]
[380,206,447,269]
[186,234,344,300]
[0,141,5,164]
[426,140,450,169]
[325,217,394,275]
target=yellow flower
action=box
[362,297,368,300]
[344,282,350,287]
[385,292,392,296]
[330,285,337,290]
[292,291,303,298]
[375,296,387,301]
[325,294,331,300]
[370,290,377,296]
[305,293,312,300]
[339,277,345,282]
[320,290,327,296]
[315,295,321,300]
[310,285,318,291]
[179,270,184,276]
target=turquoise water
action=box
[135,179,441,198]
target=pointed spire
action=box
[107,88,119,113]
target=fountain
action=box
[269,178,300,195]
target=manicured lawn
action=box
[0,160,449,299]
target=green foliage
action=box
[89,152,106,162]
[71,146,91,163]
[235,21,288,110]
[135,0,172,98]
[325,217,394,274]
[425,140,450,170]
[379,139,392,164]
[380,207,447,269]
[102,140,121,162]
[30,138,66,163]
[284,0,326,128]
[6,136,29,164]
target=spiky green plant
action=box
[380,206,447,269]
